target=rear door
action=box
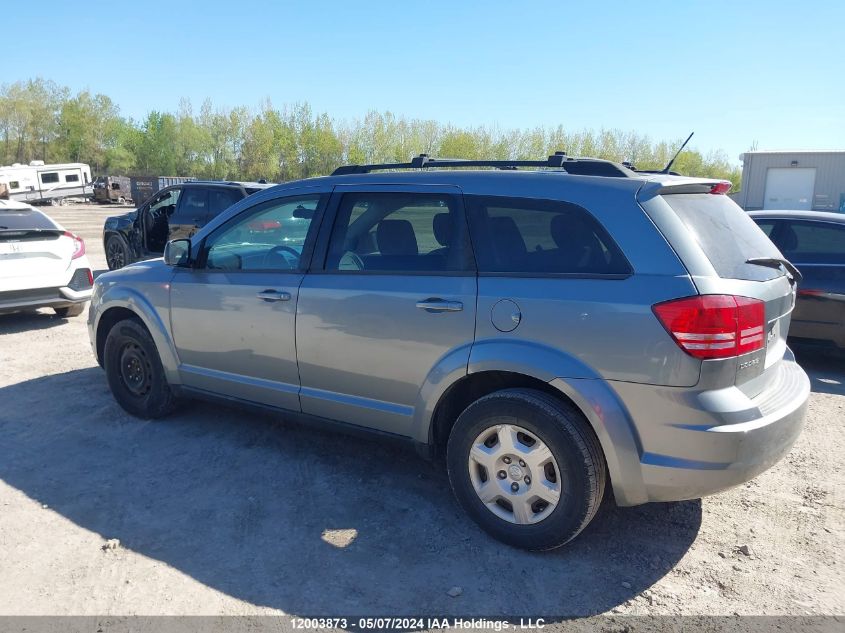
[295,185,477,437]
[659,192,796,395]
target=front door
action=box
[296,185,477,437]
[169,191,326,410]
[141,187,182,255]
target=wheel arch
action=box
[418,339,648,506]
[94,290,181,383]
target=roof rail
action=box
[331,152,634,177]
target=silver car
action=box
[88,155,809,550]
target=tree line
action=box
[1,78,742,188]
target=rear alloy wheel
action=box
[447,388,606,550]
[104,318,177,419]
[118,196,126,204]
[106,235,129,270]
[54,304,85,318]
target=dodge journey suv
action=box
[89,153,809,550]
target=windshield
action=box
[663,193,784,281]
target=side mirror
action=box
[164,239,191,267]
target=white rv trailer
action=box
[0,161,93,205]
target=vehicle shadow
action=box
[0,368,702,619]
[792,343,845,396]
[0,310,70,334]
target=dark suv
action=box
[102,181,273,270]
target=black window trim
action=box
[311,188,477,277]
[465,194,634,280]
[192,192,328,274]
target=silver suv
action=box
[88,154,810,550]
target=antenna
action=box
[662,132,694,174]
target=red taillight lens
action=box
[710,182,732,195]
[653,295,765,359]
[63,231,85,259]
[86,268,94,285]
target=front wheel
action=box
[106,235,129,270]
[103,318,177,419]
[446,388,606,551]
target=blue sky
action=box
[4,1,843,163]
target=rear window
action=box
[0,208,58,231]
[663,194,783,280]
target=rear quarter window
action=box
[465,195,630,275]
[663,194,783,280]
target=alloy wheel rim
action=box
[108,242,125,268]
[467,423,562,525]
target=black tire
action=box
[54,304,86,318]
[446,388,606,551]
[106,234,129,270]
[103,318,177,419]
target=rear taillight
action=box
[710,182,732,195]
[653,295,765,359]
[63,231,85,259]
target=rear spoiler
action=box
[636,177,733,201]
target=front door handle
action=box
[416,298,463,313]
[257,289,291,302]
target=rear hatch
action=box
[653,187,797,397]
[0,208,74,288]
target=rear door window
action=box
[663,194,783,280]
[208,188,243,220]
[325,192,472,273]
[172,188,209,226]
[465,195,630,275]
[774,221,845,265]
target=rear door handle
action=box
[257,289,291,302]
[416,298,463,313]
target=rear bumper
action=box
[0,284,92,314]
[598,350,810,505]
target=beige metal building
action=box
[736,150,845,212]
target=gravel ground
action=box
[0,203,842,621]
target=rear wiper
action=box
[745,257,803,284]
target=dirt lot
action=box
[0,203,842,621]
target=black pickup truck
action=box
[102,180,272,270]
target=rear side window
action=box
[466,195,630,275]
[325,192,472,273]
[775,221,845,264]
[209,188,243,217]
[172,188,208,224]
[663,194,783,280]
